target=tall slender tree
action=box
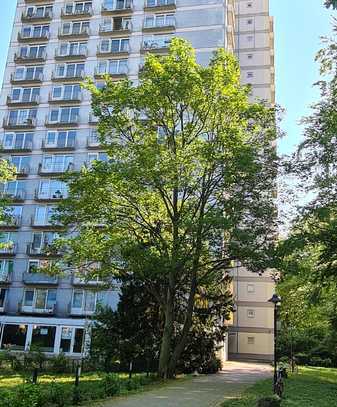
[56,39,278,378]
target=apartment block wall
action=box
[0,0,275,360]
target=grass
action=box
[222,366,337,407]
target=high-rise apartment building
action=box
[0,0,274,361]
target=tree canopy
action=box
[56,39,278,378]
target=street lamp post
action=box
[268,293,281,392]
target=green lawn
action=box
[222,367,337,407]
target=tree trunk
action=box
[158,282,174,379]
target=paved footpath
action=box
[92,362,272,407]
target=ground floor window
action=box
[1,324,27,350]
[31,325,56,352]
[60,327,84,354]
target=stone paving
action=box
[92,362,272,407]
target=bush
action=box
[103,373,121,397]
[49,353,70,374]
[0,384,47,407]
[124,375,143,391]
[201,357,222,374]
[257,395,282,407]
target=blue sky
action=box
[0,0,333,156]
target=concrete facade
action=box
[0,0,274,360]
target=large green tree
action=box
[56,39,278,378]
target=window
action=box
[99,38,129,53]
[48,107,80,124]
[3,132,33,150]
[31,231,58,253]
[41,154,74,172]
[23,289,56,311]
[59,327,85,354]
[143,35,172,50]
[247,336,255,345]
[3,206,22,224]
[55,63,85,79]
[247,309,255,318]
[96,59,128,75]
[37,180,68,200]
[33,206,57,226]
[87,152,108,167]
[28,259,40,273]
[0,288,7,308]
[58,42,87,57]
[61,21,90,36]
[21,25,49,39]
[14,66,43,82]
[19,45,46,59]
[64,2,92,14]
[8,109,37,126]
[3,180,26,199]
[247,35,253,42]
[101,17,131,32]
[247,72,254,78]
[25,5,53,18]
[10,87,40,103]
[0,260,13,282]
[51,85,81,101]
[103,0,132,10]
[45,130,76,148]
[146,0,175,6]
[31,325,56,352]
[247,53,253,60]
[247,19,253,25]
[247,1,252,7]
[144,14,175,28]
[72,290,105,312]
[247,283,255,293]
[10,156,30,173]
[1,324,27,350]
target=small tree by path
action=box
[56,39,279,379]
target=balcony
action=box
[51,71,85,82]
[45,116,80,128]
[42,139,76,152]
[31,217,63,230]
[0,191,26,202]
[21,10,53,23]
[89,113,99,124]
[141,38,171,54]
[94,67,128,80]
[0,141,33,153]
[14,51,46,64]
[61,6,93,19]
[72,275,103,287]
[0,244,17,257]
[96,46,129,58]
[0,215,22,229]
[38,162,75,176]
[58,27,90,40]
[18,31,49,43]
[0,297,7,313]
[48,92,82,105]
[6,95,40,107]
[143,21,176,34]
[26,243,62,257]
[144,0,176,12]
[19,301,56,316]
[99,22,132,37]
[35,188,67,202]
[14,166,30,178]
[3,117,36,130]
[10,72,43,85]
[68,303,95,317]
[22,272,58,285]
[55,49,87,61]
[101,3,133,16]
[87,135,101,149]
[0,270,11,285]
